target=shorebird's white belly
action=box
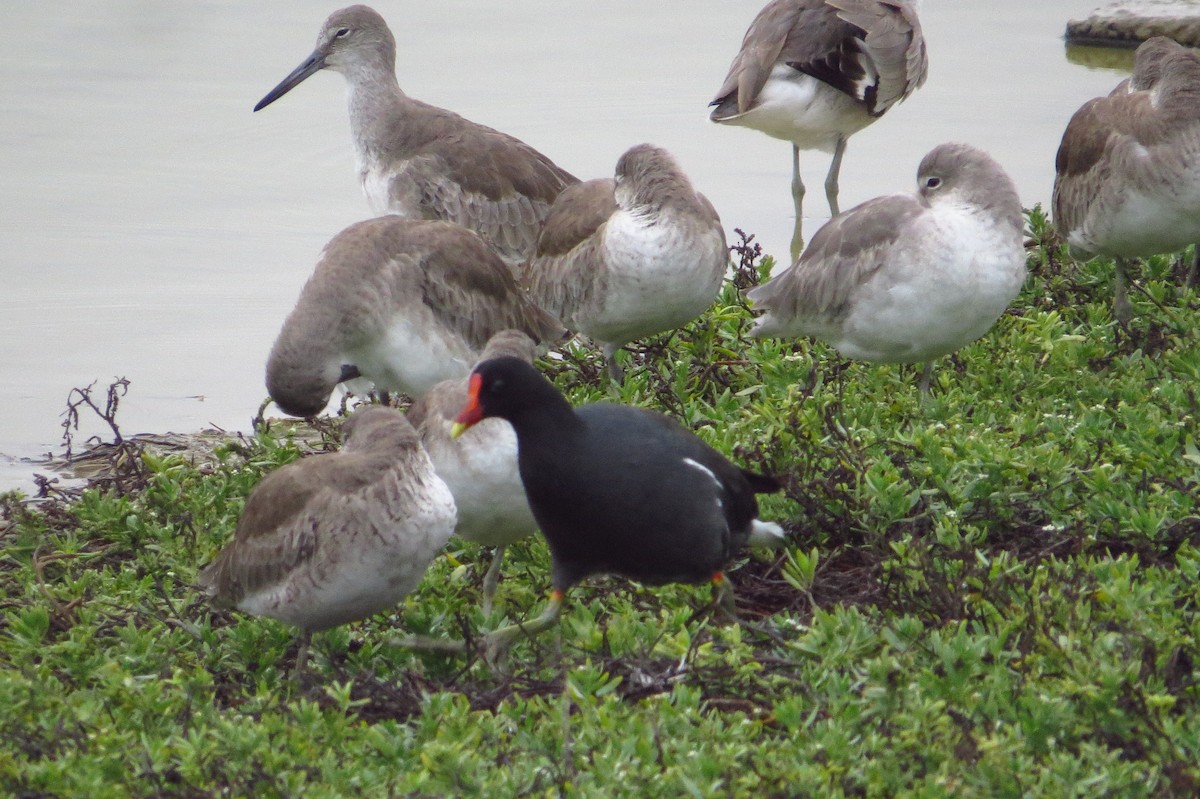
[361,165,396,216]
[716,65,874,150]
[348,313,474,397]
[835,202,1025,363]
[427,418,535,548]
[359,149,423,219]
[588,211,726,345]
[1077,179,1200,258]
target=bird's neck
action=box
[344,61,411,165]
[618,176,701,220]
[503,384,585,449]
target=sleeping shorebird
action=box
[1054,36,1200,323]
[748,143,1026,394]
[709,0,928,257]
[520,143,728,382]
[199,407,458,680]
[407,330,540,616]
[266,217,566,417]
[253,4,577,268]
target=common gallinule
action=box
[407,330,539,615]
[747,143,1026,394]
[520,143,728,382]
[450,356,785,659]
[252,4,577,268]
[709,0,928,257]
[200,406,458,679]
[266,216,566,417]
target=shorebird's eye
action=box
[335,27,350,38]
[924,176,942,189]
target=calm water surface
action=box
[0,1,1129,492]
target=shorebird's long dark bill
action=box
[254,52,325,112]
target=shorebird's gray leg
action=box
[917,362,934,397]
[389,635,467,655]
[791,144,806,259]
[825,135,848,218]
[1114,258,1134,325]
[290,630,313,684]
[481,544,507,617]
[603,342,625,384]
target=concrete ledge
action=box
[1066,1,1200,47]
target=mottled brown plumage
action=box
[266,217,566,418]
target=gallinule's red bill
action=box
[200,407,459,680]
[450,356,785,659]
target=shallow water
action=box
[0,1,1129,492]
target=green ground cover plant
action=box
[2,212,1198,797]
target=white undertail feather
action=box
[747,520,787,548]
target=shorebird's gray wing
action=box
[415,223,567,350]
[710,0,822,117]
[826,0,928,112]
[712,0,926,118]
[695,191,724,227]
[748,193,923,320]
[199,456,367,608]
[393,116,578,264]
[1054,76,1200,258]
[1051,90,1192,243]
[1052,96,1117,241]
[533,179,618,257]
[520,178,618,325]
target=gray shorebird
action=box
[407,330,540,616]
[709,0,928,257]
[254,4,578,268]
[266,217,566,417]
[520,143,728,382]
[199,407,458,679]
[748,143,1026,394]
[1054,36,1200,323]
